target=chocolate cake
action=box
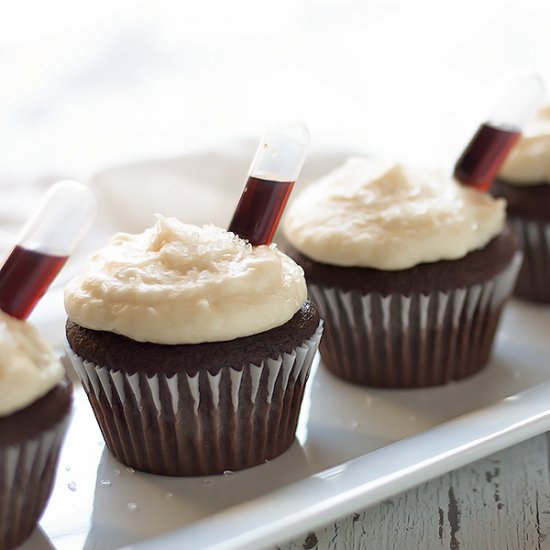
[492,179,550,222]
[286,230,518,387]
[67,302,321,476]
[0,381,71,446]
[0,380,71,550]
[64,219,323,476]
[283,158,520,388]
[66,301,320,377]
[492,179,550,303]
[288,227,517,296]
[492,105,550,304]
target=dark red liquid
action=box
[228,176,294,245]
[0,245,68,319]
[454,123,521,191]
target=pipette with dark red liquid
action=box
[228,121,310,245]
[454,74,545,191]
[0,181,96,319]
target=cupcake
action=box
[493,106,550,303]
[284,158,520,388]
[0,310,71,549]
[64,216,322,476]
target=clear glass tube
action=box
[19,180,97,255]
[229,121,310,246]
[248,121,310,182]
[455,74,546,190]
[0,181,96,319]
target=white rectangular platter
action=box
[21,298,550,550]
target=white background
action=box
[1,0,549,183]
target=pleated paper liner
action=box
[0,417,69,550]
[309,254,521,388]
[510,218,550,304]
[66,322,323,476]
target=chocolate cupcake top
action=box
[0,310,64,416]
[284,158,505,270]
[64,216,307,344]
[499,106,550,184]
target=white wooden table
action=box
[279,434,550,549]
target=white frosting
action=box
[64,216,307,344]
[284,158,505,271]
[0,310,64,417]
[499,105,550,184]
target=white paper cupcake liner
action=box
[65,322,323,476]
[0,416,69,549]
[510,217,550,303]
[308,254,521,388]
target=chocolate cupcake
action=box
[0,311,71,549]
[284,158,520,388]
[493,106,550,303]
[64,217,322,476]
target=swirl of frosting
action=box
[284,158,505,270]
[0,310,64,416]
[499,105,550,184]
[64,216,307,344]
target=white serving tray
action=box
[19,149,550,549]
[21,300,550,550]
